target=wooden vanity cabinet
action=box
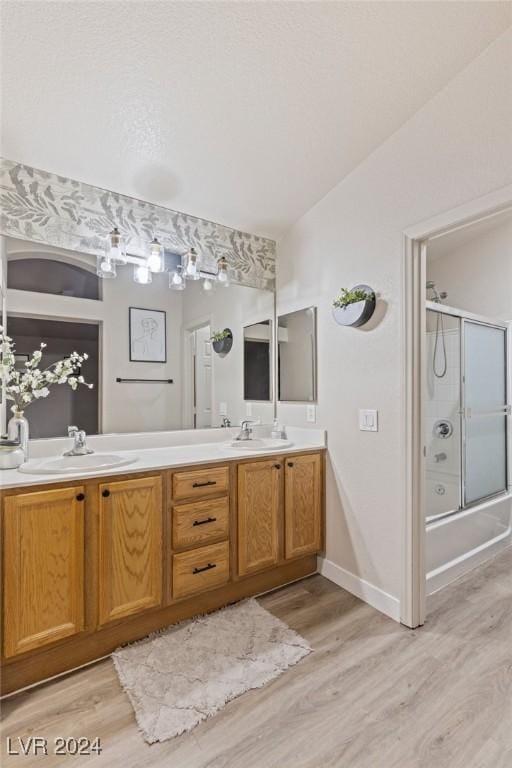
[97,475,163,626]
[3,486,85,658]
[236,451,324,575]
[1,450,323,694]
[284,453,323,559]
[237,458,283,575]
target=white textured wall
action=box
[276,30,512,604]
[428,216,512,320]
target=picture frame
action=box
[129,307,167,363]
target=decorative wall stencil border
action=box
[0,159,276,291]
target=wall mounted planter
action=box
[212,329,233,355]
[332,284,376,328]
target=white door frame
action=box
[401,184,512,628]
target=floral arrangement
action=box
[210,329,231,342]
[0,327,93,415]
[332,287,372,309]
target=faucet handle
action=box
[68,425,79,436]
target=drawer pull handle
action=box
[102,489,111,498]
[192,480,217,488]
[193,516,217,527]
[76,493,85,502]
[193,562,217,574]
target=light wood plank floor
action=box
[2,548,511,768]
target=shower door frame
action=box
[402,186,512,629]
[426,302,509,515]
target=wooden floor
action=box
[2,548,511,768]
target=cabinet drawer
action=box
[172,466,229,501]
[172,541,230,600]
[173,497,229,550]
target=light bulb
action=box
[133,263,152,284]
[217,256,230,287]
[107,227,127,265]
[202,277,214,292]
[184,247,200,280]
[97,255,117,278]
[170,264,185,291]
[147,238,164,273]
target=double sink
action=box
[18,438,293,475]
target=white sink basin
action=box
[18,453,137,475]
[226,438,293,452]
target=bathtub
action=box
[426,492,512,594]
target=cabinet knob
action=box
[102,489,111,498]
[76,493,85,502]
[287,462,294,467]
[274,463,282,470]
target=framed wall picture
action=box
[129,307,167,363]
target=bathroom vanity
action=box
[0,433,325,694]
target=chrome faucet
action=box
[221,416,231,428]
[236,419,254,441]
[64,426,94,456]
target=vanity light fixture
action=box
[184,247,200,280]
[217,256,230,287]
[169,264,185,291]
[133,263,152,285]
[147,237,165,273]
[97,254,117,279]
[107,227,127,265]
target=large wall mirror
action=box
[1,236,275,437]
[277,307,317,402]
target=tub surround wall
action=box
[276,30,512,618]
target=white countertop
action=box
[0,426,326,490]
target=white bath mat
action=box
[112,598,311,743]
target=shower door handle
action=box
[462,405,511,419]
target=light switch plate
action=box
[359,409,378,432]
[306,404,317,423]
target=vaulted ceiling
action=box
[1,1,510,239]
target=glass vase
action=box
[8,410,30,459]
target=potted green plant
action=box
[332,285,376,327]
[210,328,233,355]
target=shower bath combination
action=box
[424,293,510,593]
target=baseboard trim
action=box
[318,556,401,622]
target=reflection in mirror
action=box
[2,236,275,437]
[278,307,317,402]
[243,320,273,403]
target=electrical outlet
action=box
[306,404,316,423]
[245,402,253,418]
[359,409,378,432]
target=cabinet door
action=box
[98,475,163,626]
[3,486,85,658]
[285,453,322,559]
[237,459,282,576]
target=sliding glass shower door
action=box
[462,320,509,506]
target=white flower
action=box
[34,387,50,399]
